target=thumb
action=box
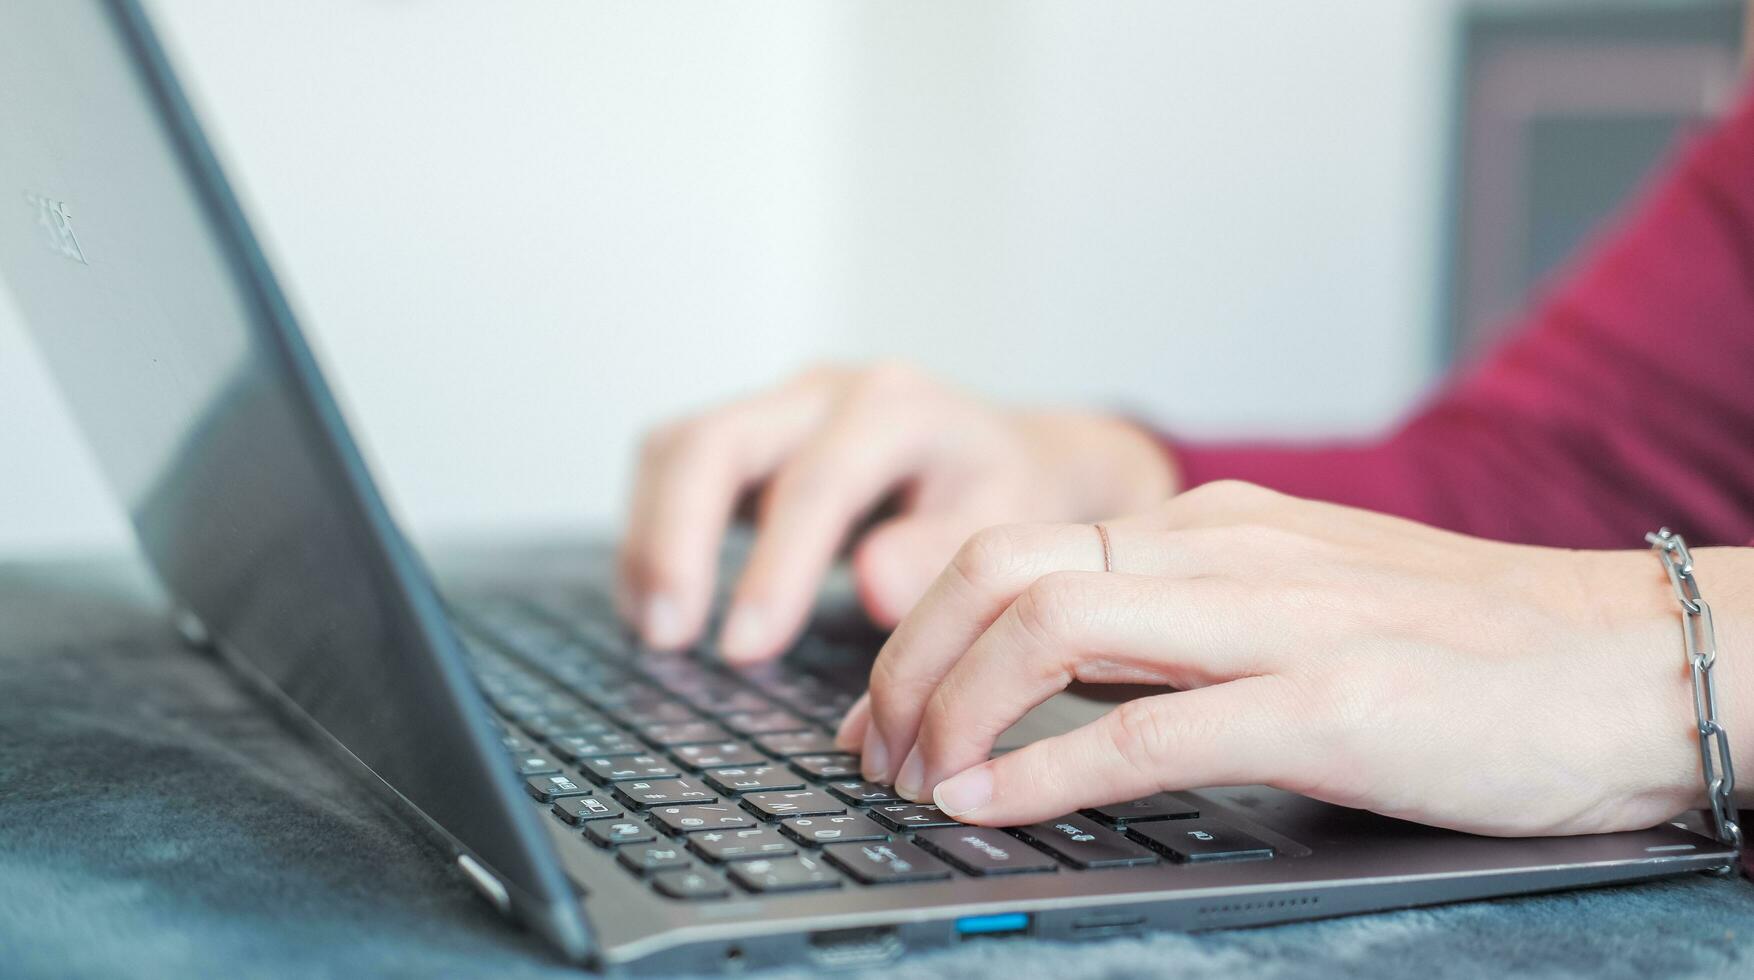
[851,513,981,627]
[932,679,1299,827]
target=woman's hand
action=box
[839,481,1733,836]
[618,362,1175,663]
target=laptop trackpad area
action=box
[996,690,1115,750]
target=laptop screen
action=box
[0,0,585,953]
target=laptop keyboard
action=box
[456,595,1276,901]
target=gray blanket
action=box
[3,556,1750,979]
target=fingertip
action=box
[834,694,871,750]
[894,746,927,802]
[851,538,907,628]
[932,764,994,820]
[851,525,942,628]
[859,720,890,782]
[717,602,778,663]
[639,593,693,651]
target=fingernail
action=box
[895,747,926,802]
[860,719,889,781]
[718,603,767,661]
[642,594,684,649]
[933,766,993,818]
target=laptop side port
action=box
[954,912,1032,940]
[808,926,903,968]
[1071,913,1147,940]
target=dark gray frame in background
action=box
[1437,0,1746,365]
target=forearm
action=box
[1165,83,1754,550]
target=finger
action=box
[894,571,1282,800]
[862,520,1193,783]
[851,512,988,628]
[717,396,931,663]
[932,678,1303,826]
[618,374,837,649]
[834,692,870,751]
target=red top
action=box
[1173,81,1754,549]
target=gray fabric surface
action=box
[3,555,1752,979]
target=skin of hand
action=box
[836,480,1753,836]
[617,362,1176,663]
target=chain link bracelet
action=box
[1646,528,1743,860]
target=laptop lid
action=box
[0,0,589,958]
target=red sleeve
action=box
[1172,82,1754,549]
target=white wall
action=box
[0,0,1455,558]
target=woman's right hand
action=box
[617,362,1177,664]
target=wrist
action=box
[1693,547,1754,809]
[1595,545,1754,817]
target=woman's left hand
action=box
[835,481,1727,836]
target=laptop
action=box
[0,1,1734,972]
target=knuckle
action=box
[1011,572,1089,649]
[651,415,725,461]
[950,524,1035,590]
[862,358,924,389]
[1178,479,1278,514]
[768,456,851,509]
[846,360,929,405]
[866,656,926,722]
[795,361,850,388]
[1107,697,1175,781]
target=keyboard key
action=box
[525,773,592,802]
[754,731,837,757]
[796,691,859,721]
[1012,816,1159,869]
[642,721,732,747]
[727,854,841,894]
[524,710,617,740]
[584,818,657,847]
[916,827,1057,876]
[869,803,960,831]
[612,778,718,810]
[618,842,694,875]
[651,868,730,900]
[721,710,810,736]
[825,779,904,806]
[671,742,767,771]
[614,700,699,726]
[780,813,891,846]
[552,796,623,825]
[683,687,775,716]
[1084,792,1199,826]
[579,754,680,784]
[790,753,859,780]
[639,656,721,691]
[499,733,533,753]
[514,754,561,776]
[649,804,759,835]
[687,826,798,863]
[742,790,847,820]
[822,840,953,884]
[744,670,842,712]
[704,765,807,796]
[550,732,644,761]
[1127,820,1275,863]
